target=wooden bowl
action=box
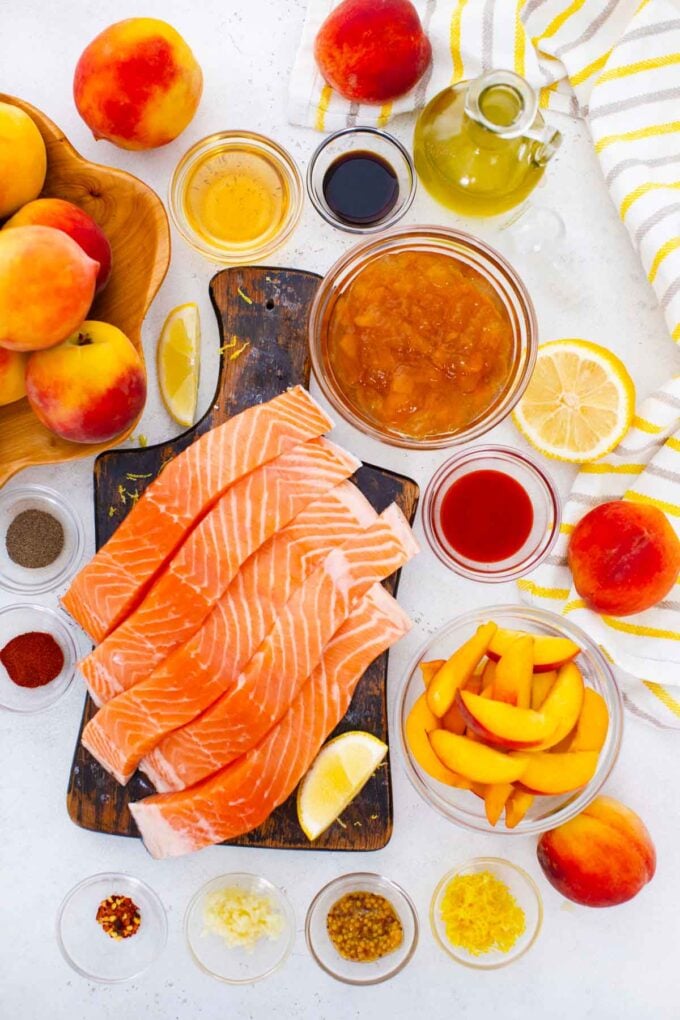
[0,95,170,487]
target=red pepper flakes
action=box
[0,631,64,688]
[96,894,141,941]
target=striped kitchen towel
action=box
[519,376,680,728]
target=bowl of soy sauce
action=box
[307,127,416,234]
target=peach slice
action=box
[532,662,585,751]
[481,658,496,688]
[457,689,556,748]
[427,621,497,717]
[512,750,599,794]
[488,628,580,673]
[405,693,472,788]
[531,670,557,710]
[441,672,482,735]
[568,688,609,752]
[484,783,514,826]
[430,731,528,785]
[505,789,534,829]
[492,634,533,707]
[419,659,445,687]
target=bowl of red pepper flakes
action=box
[0,603,78,712]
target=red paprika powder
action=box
[0,631,64,688]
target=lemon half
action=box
[297,730,388,841]
[513,338,635,463]
[157,302,200,428]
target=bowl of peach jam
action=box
[308,227,537,449]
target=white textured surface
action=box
[1,2,679,1017]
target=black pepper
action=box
[5,509,64,569]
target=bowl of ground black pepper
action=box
[0,604,78,712]
[305,873,418,985]
[0,484,84,594]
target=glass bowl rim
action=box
[0,602,78,714]
[305,871,419,985]
[184,871,296,985]
[421,444,562,582]
[395,604,624,836]
[0,483,84,594]
[306,126,417,234]
[55,871,168,984]
[429,856,543,969]
[308,224,538,450]
[168,130,304,264]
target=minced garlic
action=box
[440,870,525,956]
[203,886,284,951]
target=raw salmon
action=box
[80,481,377,784]
[79,438,360,705]
[130,583,411,857]
[139,503,418,792]
[62,387,332,642]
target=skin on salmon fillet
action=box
[129,583,411,858]
[137,502,418,791]
[79,437,360,706]
[80,481,378,784]
[62,387,333,643]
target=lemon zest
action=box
[440,871,525,956]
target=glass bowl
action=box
[305,872,418,985]
[185,873,295,984]
[422,445,561,581]
[396,605,623,836]
[306,127,416,234]
[56,873,167,983]
[0,484,84,594]
[169,131,303,264]
[430,858,543,969]
[0,603,78,713]
[308,225,537,449]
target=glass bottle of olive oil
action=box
[414,70,561,217]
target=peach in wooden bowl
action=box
[0,94,170,487]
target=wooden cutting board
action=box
[67,266,419,852]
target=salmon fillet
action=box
[129,584,411,858]
[79,438,360,705]
[139,503,418,792]
[80,481,377,784]
[62,387,332,642]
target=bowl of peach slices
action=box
[397,606,623,836]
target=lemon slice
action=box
[297,731,388,841]
[157,302,200,427]
[513,339,635,463]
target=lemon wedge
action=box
[297,731,388,841]
[513,339,635,463]
[157,302,200,427]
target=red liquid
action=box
[439,469,534,563]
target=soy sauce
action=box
[323,151,399,226]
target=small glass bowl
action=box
[306,127,416,234]
[305,873,418,985]
[422,445,561,581]
[0,484,84,594]
[56,873,167,983]
[431,858,543,969]
[396,605,623,836]
[308,225,537,450]
[185,873,295,984]
[0,604,77,712]
[169,131,304,264]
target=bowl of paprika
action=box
[0,603,78,712]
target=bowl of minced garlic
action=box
[431,858,543,969]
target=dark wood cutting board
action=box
[67,266,419,851]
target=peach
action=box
[0,226,97,352]
[4,198,112,293]
[568,499,680,616]
[488,628,580,671]
[74,18,203,150]
[427,621,497,717]
[568,688,609,753]
[537,796,656,906]
[505,789,534,829]
[532,662,585,751]
[405,693,472,788]
[484,782,514,826]
[457,690,556,749]
[25,320,146,444]
[314,0,432,104]
[0,349,27,406]
[492,634,533,707]
[531,670,557,710]
[0,101,47,219]
[419,659,445,687]
[430,731,528,785]
[512,750,598,795]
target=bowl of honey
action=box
[308,226,537,449]
[169,131,303,264]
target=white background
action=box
[1,1,680,1017]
